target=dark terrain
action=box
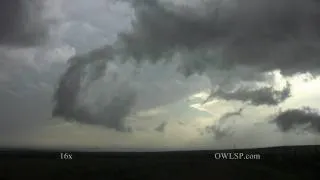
[1,145,320,179]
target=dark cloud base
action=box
[118,0,320,75]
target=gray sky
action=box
[1,0,320,151]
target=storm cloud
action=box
[0,0,58,47]
[53,0,320,129]
[116,0,320,74]
[272,107,320,133]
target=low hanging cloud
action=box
[52,46,138,131]
[201,107,244,139]
[53,0,320,129]
[272,107,320,133]
[64,92,136,132]
[212,81,292,106]
[203,124,235,140]
[154,121,167,132]
[216,107,244,124]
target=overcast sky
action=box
[1,0,320,151]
